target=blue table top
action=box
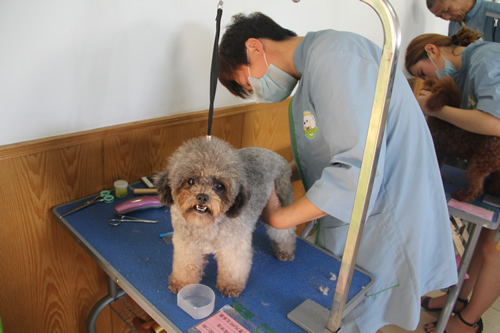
[53,188,373,333]
[441,164,499,229]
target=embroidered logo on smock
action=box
[303,111,318,139]
[467,95,477,109]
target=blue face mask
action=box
[247,51,298,103]
[427,52,457,78]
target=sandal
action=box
[456,312,483,333]
[421,295,468,313]
[424,312,483,333]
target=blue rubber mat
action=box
[53,188,373,332]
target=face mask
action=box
[427,52,457,78]
[247,51,298,103]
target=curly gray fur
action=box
[154,136,296,297]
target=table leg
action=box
[87,275,127,333]
[434,222,482,333]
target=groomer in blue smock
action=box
[406,27,500,136]
[427,0,500,42]
[406,27,500,333]
[218,12,457,333]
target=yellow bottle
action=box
[114,180,128,198]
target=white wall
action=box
[0,0,447,146]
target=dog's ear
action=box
[153,170,174,206]
[425,77,462,111]
[422,77,437,91]
[225,185,249,218]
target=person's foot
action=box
[420,294,467,313]
[424,312,483,333]
[132,317,158,333]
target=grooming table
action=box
[434,164,500,333]
[52,186,374,333]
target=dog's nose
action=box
[196,193,209,204]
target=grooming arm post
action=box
[328,0,400,331]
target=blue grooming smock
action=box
[451,39,500,117]
[449,0,500,42]
[290,30,458,332]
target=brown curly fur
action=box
[421,77,500,202]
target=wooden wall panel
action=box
[102,113,245,186]
[0,99,305,333]
[0,143,110,333]
[241,101,294,161]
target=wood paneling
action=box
[0,99,305,332]
[0,143,110,333]
[101,113,245,187]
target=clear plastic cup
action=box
[177,284,215,319]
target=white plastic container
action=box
[177,284,215,319]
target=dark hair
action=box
[218,12,297,98]
[426,0,440,10]
[405,26,482,75]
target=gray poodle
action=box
[154,136,296,297]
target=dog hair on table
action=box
[422,77,500,202]
[154,136,296,297]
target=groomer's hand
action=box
[260,186,282,227]
[417,89,433,115]
[262,186,327,229]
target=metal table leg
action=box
[434,222,482,333]
[87,275,127,333]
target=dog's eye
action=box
[187,178,195,186]
[213,182,225,192]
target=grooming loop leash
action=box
[207,0,223,141]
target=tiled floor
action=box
[378,290,500,333]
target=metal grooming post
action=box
[328,0,400,331]
[287,0,400,332]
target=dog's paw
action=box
[486,179,500,196]
[216,283,243,298]
[168,282,183,294]
[168,277,189,294]
[486,186,500,197]
[270,237,296,261]
[452,188,480,203]
[273,250,295,261]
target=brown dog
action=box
[421,77,500,202]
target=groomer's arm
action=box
[418,90,500,136]
[261,187,327,229]
[432,106,500,136]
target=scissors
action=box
[60,191,115,218]
[108,215,159,227]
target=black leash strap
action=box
[207,1,223,138]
